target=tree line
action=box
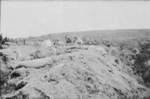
[0,34,14,49]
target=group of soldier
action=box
[54,35,84,46]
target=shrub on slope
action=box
[133,41,150,85]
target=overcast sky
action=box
[1,1,150,38]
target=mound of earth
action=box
[0,44,150,99]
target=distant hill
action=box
[27,29,150,42]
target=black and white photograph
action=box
[0,0,150,99]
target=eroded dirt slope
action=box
[0,44,150,99]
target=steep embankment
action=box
[0,44,150,99]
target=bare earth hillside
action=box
[0,29,150,99]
